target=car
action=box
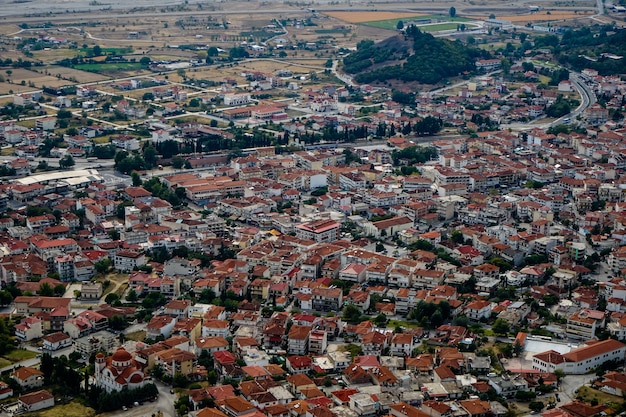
[170,389,175,394]
[122,406,128,411]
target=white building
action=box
[532,339,626,374]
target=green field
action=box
[79,47,133,55]
[73,62,144,72]
[365,14,473,30]
[420,22,479,32]
[3,349,37,362]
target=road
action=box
[501,69,597,131]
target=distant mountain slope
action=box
[343,25,491,85]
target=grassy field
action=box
[3,349,37,362]
[364,15,475,30]
[324,11,427,23]
[79,47,133,55]
[73,62,144,73]
[0,358,11,368]
[22,400,96,417]
[388,319,421,329]
[576,386,623,408]
[420,23,479,32]
[125,330,146,342]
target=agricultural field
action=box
[323,11,427,24]
[496,10,593,22]
[44,66,112,83]
[4,68,75,88]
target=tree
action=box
[0,290,12,306]
[492,318,510,336]
[94,258,111,274]
[396,20,404,30]
[343,304,362,324]
[131,172,142,186]
[59,155,75,169]
[171,156,185,169]
[126,289,138,302]
[53,284,66,296]
[142,92,154,101]
[140,56,151,66]
[449,6,456,17]
[39,282,54,297]
[373,314,388,326]
[529,401,544,412]
[92,45,102,56]
[105,293,120,305]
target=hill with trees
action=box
[343,25,491,85]
[552,25,626,75]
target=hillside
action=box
[553,26,626,75]
[343,25,491,85]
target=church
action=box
[94,347,148,392]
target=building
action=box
[295,219,340,243]
[532,339,626,374]
[114,250,146,272]
[18,390,54,412]
[94,347,148,392]
[12,367,44,389]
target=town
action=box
[0,1,625,417]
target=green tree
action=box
[529,401,544,412]
[343,304,362,324]
[94,258,111,273]
[131,172,142,186]
[39,282,54,297]
[373,314,388,326]
[396,20,404,30]
[492,318,511,336]
[53,284,66,296]
[92,45,102,56]
[105,293,120,305]
[449,6,456,17]
[126,289,138,302]
[171,156,185,169]
[59,155,75,169]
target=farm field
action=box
[419,22,480,32]
[5,68,75,88]
[323,11,427,23]
[44,66,113,83]
[496,11,593,22]
[73,62,145,72]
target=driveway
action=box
[559,374,595,403]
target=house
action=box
[147,315,177,339]
[15,317,43,341]
[390,333,414,357]
[465,300,492,321]
[288,325,311,355]
[19,390,54,412]
[12,367,44,389]
[286,356,312,374]
[165,299,192,319]
[42,332,72,351]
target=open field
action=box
[3,349,37,362]
[576,386,623,408]
[496,11,593,22]
[5,68,75,88]
[324,11,427,23]
[421,22,479,32]
[44,66,112,84]
[23,400,96,417]
[125,330,146,342]
[73,62,145,72]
